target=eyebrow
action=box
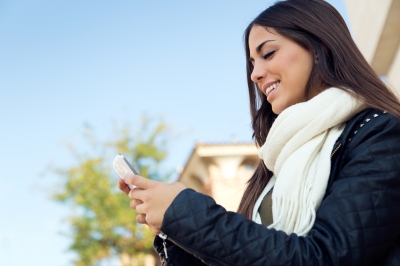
[256,40,275,53]
[249,40,276,61]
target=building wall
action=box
[345,0,400,92]
[345,0,392,63]
[208,162,255,212]
[178,143,258,212]
[387,32,400,95]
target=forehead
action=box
[248,26,278,50]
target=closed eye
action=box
[263,51,275,59]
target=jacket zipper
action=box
[330,143,342,158]
[158,232,168,265]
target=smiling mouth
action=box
[266,81,280,97]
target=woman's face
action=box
[248,25,315,114]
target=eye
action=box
[263,51,275,59]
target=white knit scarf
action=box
[253,88,365,236]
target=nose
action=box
[250,62,266,84]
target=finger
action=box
[129,198,143,210]
[149,225,161,235]
[135,201,146,215]
[128,187,145,200]
[118,178,130,196]
[136,214,147,224]
[124,174,153,190]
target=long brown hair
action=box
[237,0,400,219]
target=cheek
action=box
[284,52,313,89]
[289,51,312,74]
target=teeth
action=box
[266,82,280,96]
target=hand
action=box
[118,177,150,229]
[118,178,149,228]
[118,174,186,234]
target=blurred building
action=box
[345,0,400,92]
[178,142,258,211]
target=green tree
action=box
[52,117,171,266]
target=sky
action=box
[0,0,349,265]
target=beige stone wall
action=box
[208,163,254,212]
[345,0,392,63]
[178,143,258,212]
[345,0,400,92]
[387,45,400,96]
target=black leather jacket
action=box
[154,109,400,265]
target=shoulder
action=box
[328,108,400,186]
[339,108,400,149]
[332,107,400,180]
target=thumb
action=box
[124,174,152,189]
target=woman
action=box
[119,0,400,265]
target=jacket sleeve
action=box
[159,113,400,266]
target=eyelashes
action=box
[263,51,275,59]
[249,50,276,65]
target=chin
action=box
[271,105,283,115]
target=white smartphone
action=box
[113,154,139,189]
